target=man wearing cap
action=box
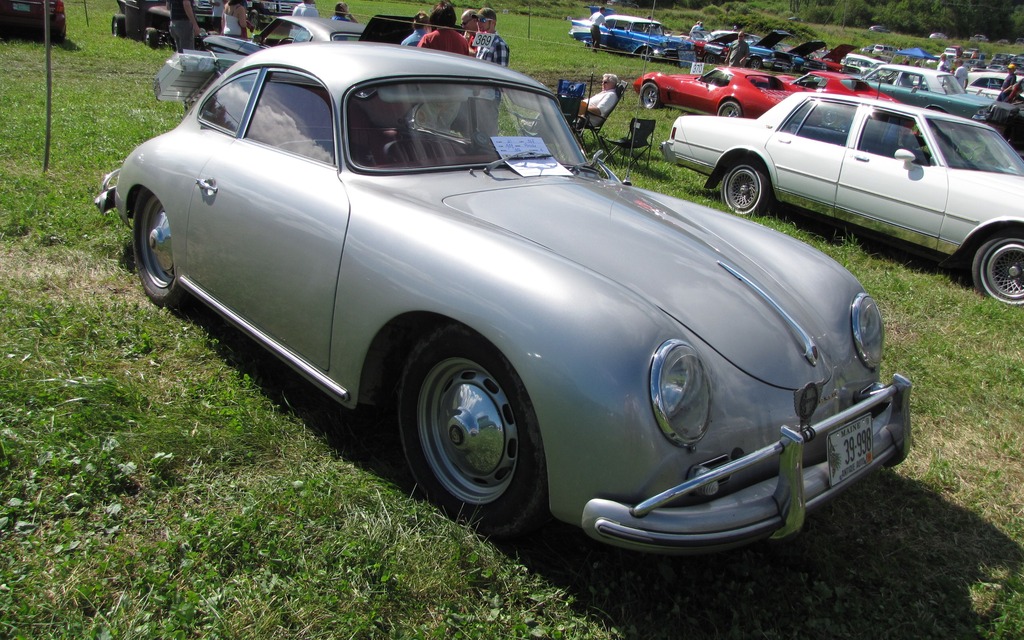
[999,64,1018,101]
[474,7,509,66]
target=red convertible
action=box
[635,67,793,118]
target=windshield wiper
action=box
[482,151,556,175]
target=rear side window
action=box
[198,72,257,135]
[246,71,335,164]
[778,99,855,147]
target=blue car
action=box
[570,14,694,62]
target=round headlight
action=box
[650,340,711,447]
[851,293,884,370]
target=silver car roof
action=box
[228,41,547,93]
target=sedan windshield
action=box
[346,81,585,171]
[926,118,1024,175]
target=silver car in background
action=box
[97,43,911,553]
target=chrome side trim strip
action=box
[180,276,350,403]
[718,260,819,365]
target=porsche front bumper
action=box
[581,374,911,554]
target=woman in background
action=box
[222,0,250,38]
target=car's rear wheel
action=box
[398,324,549,538]
[971,233,1024,304]
[721,162,773,216]
[717,99,743,118]
[133,191,187,308]
[639,81,662,109]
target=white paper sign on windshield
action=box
[490,136,572,176]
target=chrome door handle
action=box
[196,177,218,195]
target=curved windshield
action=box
[938,74,966,95]
[346,81,585,172]
[926,117,1024,175]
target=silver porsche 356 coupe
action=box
[96,43,911,553]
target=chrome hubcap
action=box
[418,359,516,504]
[986,242,1024,300]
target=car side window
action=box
[198,72,257,135]
[245,71,335,165]
[871,69,899,85]
[780,101,855,146]
[857,111,932,165]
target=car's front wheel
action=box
[971,233,1024,304]
[112,14,126,37]
[721,162,773,216]
[133,191,187,308]
[717,99,743,117]
[749,57,763,69]
[398,324,549,538]
[639,81,662,109]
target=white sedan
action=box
[966,71,1009,99]
[661,93,1024,304]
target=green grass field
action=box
[1,1,1023,638]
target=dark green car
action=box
[862,63,994,120]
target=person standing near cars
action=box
[727,29,749,67]
[953,58,968,88]
[999,64,1018,101]
[169,0,201,53]
[401,11,430,46]
[589,7,607,51]
[222,0,250,37]
[418,1,470,55]
[292,0,318,17]
[474,7,509,66]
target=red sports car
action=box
[635,67,793,118]
[782,70,898,101]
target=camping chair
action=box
[575,81,626,153]
[557,79,586,128]
[604,118,657,170]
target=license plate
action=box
[827,414,873,486]
[13,2,31,11]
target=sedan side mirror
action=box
[894,148,916,169]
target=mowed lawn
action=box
[1,1,1022,638]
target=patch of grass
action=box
[1,2,1022,638]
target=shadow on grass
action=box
[118,241,1021,640]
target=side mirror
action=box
[894,148,916,169]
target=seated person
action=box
[576,73,619,129]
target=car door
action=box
[834,108,948,250]
[186,68,350,370]
[763,98,856,210]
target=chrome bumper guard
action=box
[94,169,120,216]
[581,374,912,553]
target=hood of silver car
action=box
[444,179,859,388]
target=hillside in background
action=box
[659,0,1024,42]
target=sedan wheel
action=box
[717,100,743,118]
[972,234,1024,304]
[721,162,773,216]
[639,81,662,109]
[398,324,549,538]
[749,57,763,69]
[133,191,187,308]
